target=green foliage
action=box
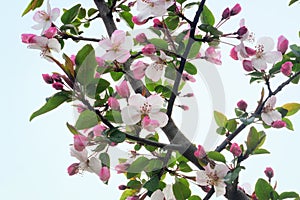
[143,175,160,192]
[281,103,300,116]
[246,127,266,154]
[282,118,294,131]
[127,180,142,190]
[188,196,202,200]
[110,71,124,81]
[165,16,180,30]
[119,12,134,29]
[198,24,223,36]
[127,157,149,175]
[187,41,202,59]
[22,0,44,16]
[173,178,191,200]
[214,111,228,127]
[120,189,136,200]
[66,122,80,135]
[155,85,172,98]
[289,0,300,6]
[224,166,245,184]
[99,152,110,167]
[75,110,99,130]
[185,62,197,75]
[88,8,98,17]
[226,119,238,132]
[255,178,279,200]
[207,151,226,163]
[279,191,300,199]
[105,110,123,123]
[30,91,72,121]
[200,5,215,26]
[178,161,193,172]
[105,128,126,143]
[290,44,300,57]
[61,4,81,24]
[148,38,169,50]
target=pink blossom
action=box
[182,73,196,82]
[242,60,254,72]
[67,163,80,176]
[261,96,282,126]
[70,55,76,65]
[205,47,222,65]
[277,35,289,54]
[52,82,63,90]
[135,33,147,43]
[27,36,61,58]
[73,134,89,151]
[153,18,163,29]
[116,80,130,98]
[130,61,147,80]
[44,27,57,38]
[194,145,206,159]
[237,26,248,37]
[93,124,107,137]
[51,73,61,82]
[237,100,248,111]
[142,44,156,55]
[99,166,110,182]
[21,34,36,43]
[32,0,60,33]
[264,167,274,179]
[230,4,241,16]
[132,16,148,25]
[96,56,105,67]
[99,30,133,63]
[230,143,242,157]
[126,197,139,200]
[115,163,130,174]
[108,97,120,110]
[271,120,286,128]
[281,61,293,76]
[142,116,160,132]
[136,0,174,21]
[42,74,53,84]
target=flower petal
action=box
[121,106,141,125]
[48,38,61,52]
[251,58,267,71]
[149,112,168,127]
[264,51,282,64]
[145,64,164,82]
[215,182,227,197]
[257,37,274,52]
[151,190,164,200]
[50,8,60,21]
[128,94,146,108]
[196,171,209,186]
[111,30,126,46]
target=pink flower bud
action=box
[99,166,110,182]
[115,163,130,174]
[51,73,61,82]
[126,196,139,200]
[281,61,293,76]
[237,100,248,111]
[230,143,242,157]
[132,16,148,25]
[142,44,156,56]
[118,185,128,190]
[93,124,107,137]
[108,97,120,110]
[135,33,147,43]
[70,55,76,65]
[178,105,189,111]
[230,47,238,60]
[264,167,274,179]
[230,4,242,16]
[182,73,196,82]
[21,34,36,43]
[153,18,163,29]
[73,135,88,151]
[237,26,248,37]
[205,47,222,65]
[245,47,256,56]
[44,27,57,39]
[96,56,105,67]
[242,60,254,72]
[183,93,194,97]
[116,80,130,98]
[42,74,53,84]
[222,8,230,19]
[67,163,80,176]
[277,35,289,54]
[271,120,286,128]
[142,116,160,132]
[194,145,206,159]
[52,82,64,90]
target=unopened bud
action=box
[237,100,248,111]
[237,26,248,36]
[67,163,80,176]
[277,35,289,54]
[118,185,128,190]
[264,167,274,179]
[52,82,64,90]
[42,74,53,84]
[230,4,242,16]
[194,145,206,159]
[99,166,110,182]
[230,143,242,157]
[135,33,147,43]
[51,73,61,82]
[271,120,286,128]
[242,60,254,72]
[281,61,293,76]
[108,97,120,110]
[222,8,230,19]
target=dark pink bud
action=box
[118,185,128,190]
[277,35,289,54]
[237,26,248,37]
[93,124,107,137]
[67,163,80,176]
[42,74,53,84]
[142,44,156,56]
[183,93,194,97]
[281,61,293,76]
[178,105,189,111]
[44,27,57,39]
[52,82,64,90]
[73,134,88,151]
[182,73,196,82]
[242,60,254,72]
[132,16,148,25]
[21,34,37,44]
[153,18,163,29]
[116,80,130,98]
[237,100,248,111]
[264,167,274,179]
[230,47,238,60]
[230,143,242,157]
[51,73,61,82]
[230,4,242,16]
[135,33,147,43]
[222,8,230,19]
[271,120,286,128]
[245,47,256,56]
[108,97,120,110]
[99,166,110,182]
[194,145,206,159]
[201,186,211,193]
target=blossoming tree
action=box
[22,0,300,199]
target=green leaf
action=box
[290,44,300,57]
[22,0,44,16]
[88,8,98,17]
[207,151,226,163]
[282,103,300,116]
[224,166,244,184]
[120,189,136,200]
[93,143,107,152]
[66,122,80,135]
[289,0,300,6]
[216,127,226,135]
[173,180,191,200]
[30,91,72,121]
[127,157,149,174]
[75,110,98,130]
[99,152,110,167]
[282,118,294,131]
[165,16,180,30]
[200,5,215,26]
[226,119,237,132]
[178,161,193,172]
[148,38,169,50]
[107,129,126,143]
[127,180,142,190]
[145,159,163,172]
[155,85,172,98]
[279,191,299,199]
[110,71,124,81]
[252,148,270,155]
[255,178,274,200]
[185,62,197,75]
[214,111,227,127]
[165,65,177,80]
[276,107,288,118]
[246,127,266,154]
[61,4,81,24]
[143,175,160,192]
[188,196,202,200]
[119,11,134,29]
[105,110,123,123]
[187,42,201,59]
[96,78,110,95]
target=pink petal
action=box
[128,94,146,108]
[149,112,168,127]
[50,8,60,21]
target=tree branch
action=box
[60,33,101,42]
[94,0,117,36]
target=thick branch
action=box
[94,0,117,36]
[60,34,101,42]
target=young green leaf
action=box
[207,151,226,163]
[61,4,81,24]
[281,103,300,116]
[255,178,275,200]
[214,111,228,127]
[75,110,99,130]
[119,11,134,29]
[185,62,197,75]
[22,0,44,16]
[200,5,215,26]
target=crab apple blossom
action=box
[116,80,130,98]
[135,33,147,43]
[196,163,229,197]
[242,60,254,72]
[121,94,168,129]
[42,74,53,84]
[271,120,286,128]
[21,34,36,43]
[145,50,172,82]
[132,16,148,25]
[32,0,60,33]
[108,97,120,110]
[251,37,283,71]
[25,36,61,58]
[261,96,282,126]
[194,145,206,159]
[141,116,160,132]
[222,7,230,20]
[142,44,156,56]
[93,124,107,137]
[135,0,174,22]
[130,61,148,80]
[67,163,80,176]
[98,30,133,63]
[230,143,242,157]
[277,35,289,54]
[73,134,89,151]
[182,73,196,82]
[99,166,110,182]
[151,185,175,200]
[43,27,57,39]
[115,163,130,174]
[205,47,222,65]
[230,3,242,16]
[281,61,293,76]
[52,82,63,90]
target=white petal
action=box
[111,30,126,46]
[251,58,267,71]
[151,190,164,200]
[87,157,102,174]
[128,94,146,108]
[215,164,229,178]
[46,0,51,14]
[266,96,277,108]
[121,106,141,125]
[99,38,113,50]
[70,146,88,162]
[115,49,131,63]
[215,182,227,197]
[264,51,283,64]
[101,51,119,61]
[147,95,164,107]
[162,184,176,200]
[257,37,274,52]
[32,23,44,30]
[261,111,282,126]
[149,112,168,127]
[50,8,60,21]
[120,36,134,51]
[145,64,163,82]
[196,171,209,186]
[48,38,61,52]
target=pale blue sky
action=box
[1,0,300,199]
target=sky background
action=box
[1,0,300,199]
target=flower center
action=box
[206,172,219,186]
[38,11,50,21]
[152,63,164,71]
[140,102,152,114]
[142,0,155,7]
[255,44,264,58]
